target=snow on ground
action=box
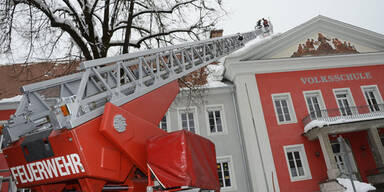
[304,113,384,133]
[0,95,22,103]
[337,178,376,192]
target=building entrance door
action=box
[331,138,359,180]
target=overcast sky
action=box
[2,0,383,65]
[218,0,384,36]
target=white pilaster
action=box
[233,74,279,192]
[318,132,340,179]
[368,128,384,167]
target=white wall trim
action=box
[205,104,228,136]
[303,90,327,116]
[333,88,357,115]
[0,102,19,111]
[361,85,384,105]
[271,92,297,125]
[283,144,312,182]
[177,83,234,96]
[176,106,200,135]
[233,74,279,192]
[217,155,237,191]
[225,52,384,82]
[159,111,171,132]
[333,87,357,105]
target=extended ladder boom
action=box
[3,28,270,146]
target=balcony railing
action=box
[302,104,384,130]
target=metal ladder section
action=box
[3,28,269,146]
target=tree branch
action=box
[83,0,101,58]
[62,0,88,38]
[132,0,197,18]
[111,24,151,34]
[110,26,198,48]
[109,41,140,48]
[122,0,135,53]
[5,0,224,61]
[100,0,111,57]
[25,0,93,59]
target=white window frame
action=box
[159,111,171,132]
[303,90,327,119]
[216,156,237,191]
[333,88,357,115]
[283,144,312,182]
[361,85,383,112]
[271,93,297,124]
[205,104,227,136]
[177,107,199,134]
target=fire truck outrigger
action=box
[1,25,271,192]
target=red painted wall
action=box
[0,109,15,121]
[0,109,16,190]
[256,65,384,192]
[0,153,10,191]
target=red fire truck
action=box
[0,27,268,192]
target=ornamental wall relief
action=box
[291,33,359,57]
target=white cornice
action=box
[177,83,234,97]
[225,52,384,81]
[0,102,18,110]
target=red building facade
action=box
[256,65,384,191]
[225,15,384,191]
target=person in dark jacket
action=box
[256,19,262,29]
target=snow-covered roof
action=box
[337,178,375,192]
[203,62,228,89]
[228,33,282,59]
[193,33,283,89]
[180,60,231,92]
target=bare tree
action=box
[0,0,224,62]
